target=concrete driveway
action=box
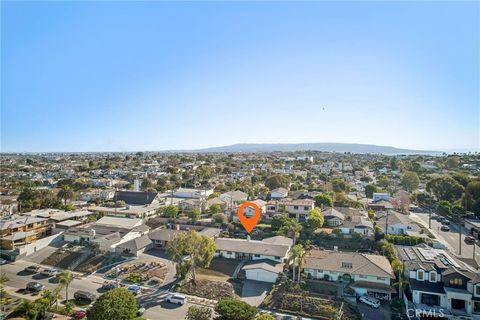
[357,300,391,320]
[240,280,273,306]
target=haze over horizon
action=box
[1,1,479,153]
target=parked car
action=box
[359,295,380,308]
[166,293,186,305]
[26,281,44,293]
[74,290,96,303]
[440,225,450,232]
[101,282,117,291]
[465,236,476,244]
[73,310,87,320]
[0,258,7,265]
[442,219,451,225]
[24,265,41,273]
[127,285,142,296]
[137,305,146,316]
[41,268,58,277]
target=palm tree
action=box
[58,271,74,302]
[279,218,302,245]
[58,186,73,206]
[290,244,306,282]
[295,245,307,283]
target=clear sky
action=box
[1,1,479,152]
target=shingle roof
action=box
[116,235,152,252]
[304,250,395,279]
[215,238,290,257]
[242,259,284,273]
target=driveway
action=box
[357,301,391,320]
[240,280,273,306]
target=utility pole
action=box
[428,208,432,229]
[458,212,462,256]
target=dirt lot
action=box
[197,258,239,281]
[42,249,83,269]
[176,279,238,300]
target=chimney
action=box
[175,224,180,231]
[247,235,251,241]
[334,245,338,252]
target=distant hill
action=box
[186,143,439,154]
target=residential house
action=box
[63,216,150,254]
[321,207,374,237]
[220,191,248,209]
[215,236,293,263]
[284,199,315,222]
[375,211,421,236]
[397,244,480,318]
[173,188,214,199]
[178,199,205,213]
[303,250,396,300]
[149,225,221,248]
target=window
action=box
[377,277,385,281]
[226,251,232,254]
[449,278,463,286]
[294,206,299,210]
[341,262,352,269]
[429,272,437,282]
[359,275,366,279]
[476,285,480,296]
[254,254,260,257]
[417,270,424,281]
[304,206,309,210]
[274,256,281,260]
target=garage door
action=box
[246,270,277,283]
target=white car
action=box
[359,295,380,308]
[41,268,58,277]
[0,258,7,265]
[166,294,186,305]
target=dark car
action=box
[26,281,44,292]
[465,236,476,244]
[101,282,116,291]
[74,290,96,303]
[442,220,451,225]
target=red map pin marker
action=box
[237,202,261,234]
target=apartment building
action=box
[0,215,50,250]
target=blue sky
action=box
[1,1,479,152]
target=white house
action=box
[372,193,391,202]
[215,236,292,263]
[242,260,283,283]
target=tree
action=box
[210,204,222,214]
[265,175,290,190]
[401,172,419,192]
[215,299,256,320]
[305,208,324,232]
[0,273,10,309]
[212,213,228,225]
[58,271,74,302]
[58,185,74,206]
[365,184,378,199]
[279,218,302,245]
[167,230,216,283]
[438,201,453,216]
[331,179,347,192]
[186,305,213,320]
[163,205,179,218]
[313,194,333,208]
[290,244,306,282]
[188,209,201,223]
[208,192,221,199]
[377,175,390,189]
[445,156,460,169]
[426,177,464,202]
[88,288,137,320]
[368,209,375,220]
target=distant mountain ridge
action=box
[185,143,439,154]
